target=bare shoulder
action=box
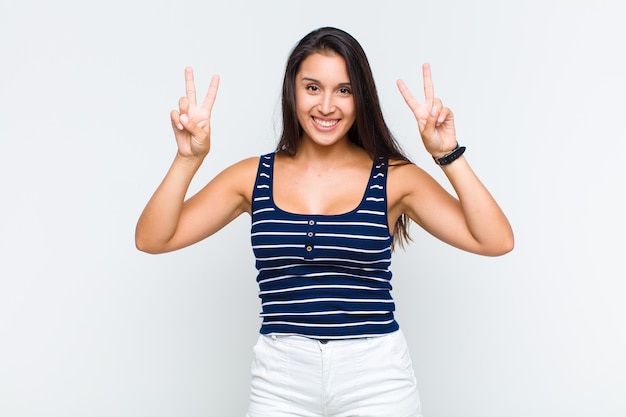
[387,159,435,194]
[387,158,448,222]
[213,155,260,181]
[193,155,261,215]
[213,155,260,194]
[223,155,260,175]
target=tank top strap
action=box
[356,156,388,214]
[251,153,276,216]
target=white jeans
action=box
[246,329,422,417]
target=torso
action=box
[250,152,398,338]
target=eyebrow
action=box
[300,77,352,87]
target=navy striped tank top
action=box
[250,152,399,339]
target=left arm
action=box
[392,63,514,256]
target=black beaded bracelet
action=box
[433,143,466,166]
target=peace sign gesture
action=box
[170,67,220,158]
[397,63,457,158]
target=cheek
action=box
[295,92,313,111]
[345,101,356,122]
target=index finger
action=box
[396,79,421,110]
[422,63,434,104]
[184,67,197,106]
[201,75,220,114]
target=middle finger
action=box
[422,63,434,104]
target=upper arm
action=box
[164,156,258,252]
[388,162,484,254]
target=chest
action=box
[272,163,372,215]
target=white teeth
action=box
[313,117,339,127]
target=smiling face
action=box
[294,51,356,149]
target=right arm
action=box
[135,67,257,254]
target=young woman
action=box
[136,26,513,417]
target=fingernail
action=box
[430,105,438,116]
[177,123,184,130]
[180,114,189,124]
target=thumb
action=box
[179,114,206,142]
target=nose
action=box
[319,93,335,115]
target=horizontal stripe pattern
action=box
[250,153,398,339]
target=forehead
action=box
[297,52,350,81]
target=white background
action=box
[1,0,625,416]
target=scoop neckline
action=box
[268,153,380,218]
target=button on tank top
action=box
[250,153,399,339]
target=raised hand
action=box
[170,67,220,158]
[397,63,457,158]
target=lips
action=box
[312,116,340,128]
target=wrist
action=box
[432,143,466,166]
[174,152,207,169]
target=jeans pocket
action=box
[390,330,417,384]
[249,335,293,405]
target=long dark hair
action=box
[276,26,412,248]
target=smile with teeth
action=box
[312,117,340,128]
